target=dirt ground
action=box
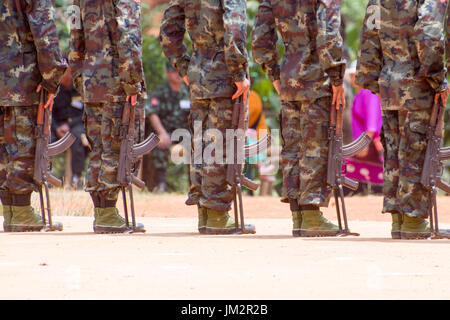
[1,193,450,300]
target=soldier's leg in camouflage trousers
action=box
[84,102,144,233]
[187,100,209,232]
[0,106,49,232]
[381,110,405,239]
[398,108,440,239]
[383,108,446,239]
[297,97,338,237]
[199,98,255,234]
[398,109,432,217]
[280,101,302,236]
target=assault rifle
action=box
[420,99,450,239]
[33,90,76,231]
[117,101,160,233]
[327,105,372,237]
[226,96,271,234]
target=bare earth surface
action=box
[1,193,450,300]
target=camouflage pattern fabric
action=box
[356,0,448,111]
[160,0,249,211]
[159,0,249,100]
[280,97,331,207]
[251,0,346,102]
[0,0,67,106]
[83,101,145,200]
[0,106,37,194]
[252,0,345,207]
[69,0,146,103]
[187,98,236,212]
[381,109,432,218]
[70,0,146,201]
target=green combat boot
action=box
[0,192,12,231]
[400,215,431,239]
[300,210,339,237]
[9,206,63,232]
[391,213,403,239]
[198,205,207,234]
[93,207,145,234]
[9,206,44,232]
[205,209,256,235]
[2,205,12,232]
[292,211,302,237]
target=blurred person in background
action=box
[51,66,89,190]
[344,61,384,196]
[245,90,275,196]
[144,62,190,193]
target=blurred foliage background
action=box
[53,0,450,193]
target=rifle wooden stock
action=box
[226,163,235,186]
[330,105,336,127]
[437,178,450,194]
[336,107,343,136]
[435,101,445,138]
[132,175,146,189]
[47,173,62,188]
[343,176,359,191]
[242,176,259,191]
[36,91,46,125]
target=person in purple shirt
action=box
[344,62,384,195]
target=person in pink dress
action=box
[344,62,384,195]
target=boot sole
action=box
[204,227,239,235]
[94,226,145,234]
[198,227,207,234]
[292,229,301,237]
[299,229,340,237]
[401,232,431,240]
[9,225,44,232]
[391,231,401,239]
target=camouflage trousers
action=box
[187,98,238,212]
[0,106,37,194]
[83,102,144,201]
[381,108,431,218]
[280,96,331,208]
